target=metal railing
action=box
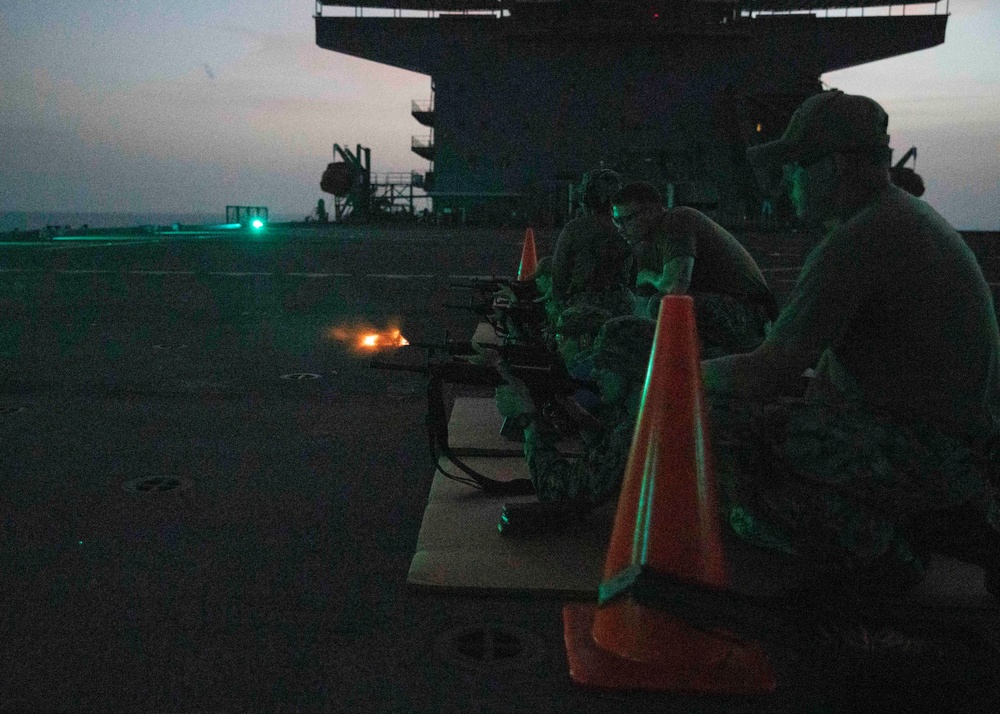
[315,1,948,18]
[740,1,948,17]
[370,171,427,186]
[315,2,510,19]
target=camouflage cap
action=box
[747,90,891,195]
[592,315,657,379]
[582,169,624,212]
[556,305,612,339]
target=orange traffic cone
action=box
[563,295,776,694]
[517,227,537,281]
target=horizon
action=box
[1,1,998,230]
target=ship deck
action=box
[1,223,998,713]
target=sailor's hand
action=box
[474,345,500,368]
[495,284,517,303]
[480,347,523,385]
[533,285,554,304]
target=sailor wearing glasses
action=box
[611,181,775,358]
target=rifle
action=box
[447,277,548,343]
[445,297,548,344]
[402,339,552,365]
[371,351,595,496]
[449,276,539,301]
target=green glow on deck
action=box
[49,235,155,241]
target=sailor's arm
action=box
[702,341,816,399]
[636,255,694,295]
[704,220,866,398]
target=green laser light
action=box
[251,219,264,229]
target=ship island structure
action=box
[313,0,950,226]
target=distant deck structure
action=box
[315,1,950,224]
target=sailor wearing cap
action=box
[550,169,635,318]
[703,90,1000,597]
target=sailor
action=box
[552,304,612,373]
[550,169,635,319]
[494,315,656,505]
[704,90,1000,597]
[488,303,609,441]
[611,181,776,358]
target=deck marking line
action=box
[447,274,507,281]
[365,273,437,280]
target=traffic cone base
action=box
[564,603,776,695]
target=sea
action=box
[0,211,298,233]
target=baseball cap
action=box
[746,90,891,195]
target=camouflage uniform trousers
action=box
[563,287,635,320]
[708,395,1000,593]
[523,402,635,505]
[635,291,770,358]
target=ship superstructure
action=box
[315,1,950,224]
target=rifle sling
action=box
[426,375,535,496]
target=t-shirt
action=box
[551,214,633,301]
[643,207,771,300]
[769,184,1000,448]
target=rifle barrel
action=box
[450,278,538,296]
[405,340,477,354]
[405,339,555,364]
[449,277,513,288]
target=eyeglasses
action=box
[783,151,835,180]
[612,205,646,230]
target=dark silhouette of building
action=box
[315,1,949,224]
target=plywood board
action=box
[409,459,996,610]
[409,455,613,598]
[447,397,523,456]
[408,337,999,610]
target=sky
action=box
[1,0,998,228]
